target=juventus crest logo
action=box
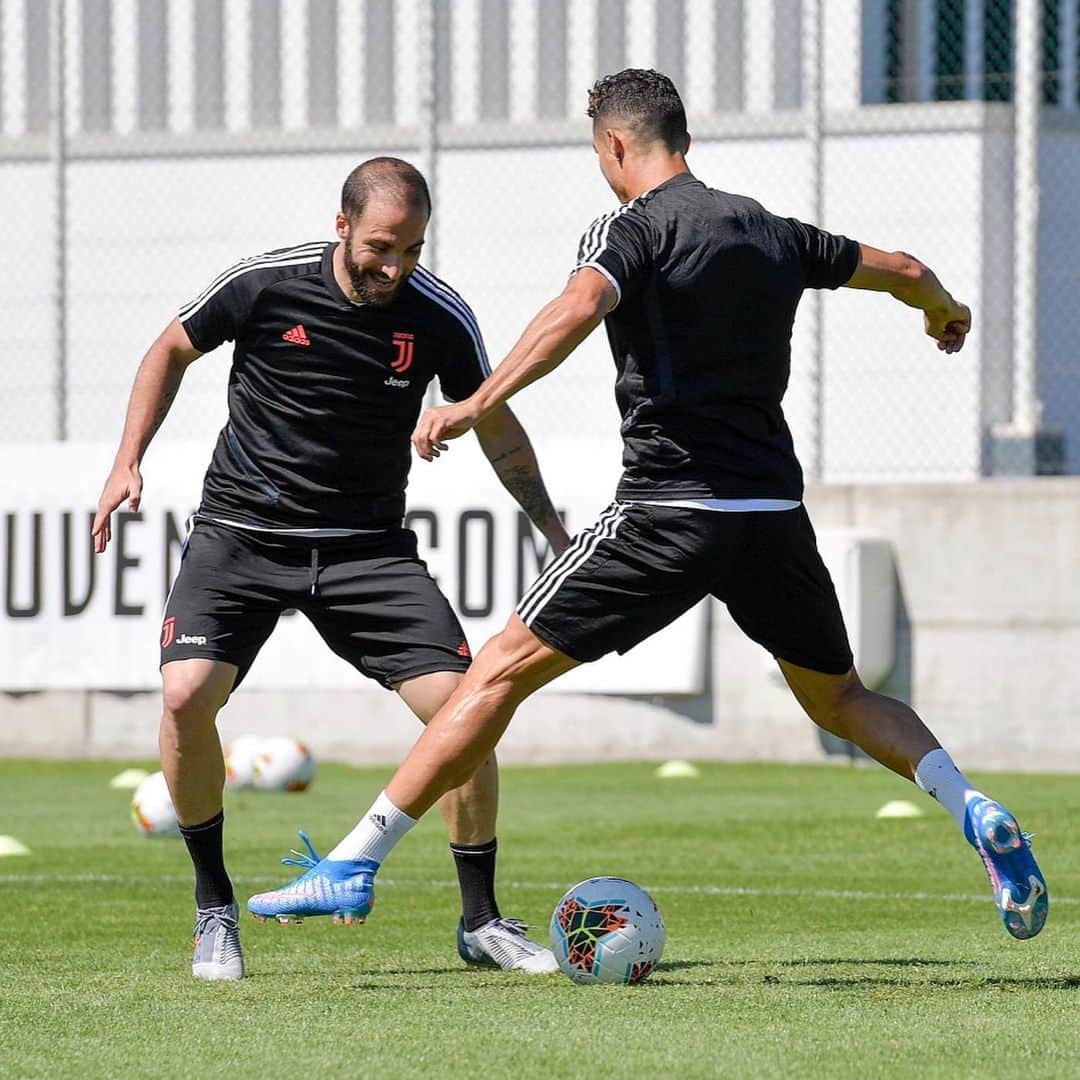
[391,331,415,372]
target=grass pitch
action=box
[1,759,1077,1079]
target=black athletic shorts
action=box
[160,521,471,690]
[517,502,853,675]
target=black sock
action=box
[179,811,234,910]
[451,839,501,932]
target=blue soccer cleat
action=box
[247,830,378,926]
[964,798,1047,940]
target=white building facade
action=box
[0,0,1077,479]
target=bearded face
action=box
[343,236,405,306]
[338,197,428,307]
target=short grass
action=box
[1,759,1077,1079]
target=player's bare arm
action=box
[473,405,571,556]
[411,268,615,461]
[92,317,201,553]
[845,244,972,355]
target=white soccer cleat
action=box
[192,901,244,980]
[457,917,559,974]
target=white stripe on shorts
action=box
[517,502,627,627]
[161,515,196,616]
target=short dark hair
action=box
[341,157,431,220]
[586,69,687,152]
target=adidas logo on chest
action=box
[282,324,311,346]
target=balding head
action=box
[341,157,431,223]
[333,158,429,306]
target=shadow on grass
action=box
[771,957,968,968]
[775,974,1080,991]
[349,979,560,992]
[341,957,1080,994]
[652,960,717,973]
[358,960,719,980]
[358,967,474,977]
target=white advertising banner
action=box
[0,440,707,694]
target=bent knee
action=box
[804,671,869,732]
[161,663,232,722]
[441,760,483,794]
[478,615,577,693]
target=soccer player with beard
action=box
[251,74,1047,947]
[92,157,568,980]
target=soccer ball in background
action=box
[550,877,666,985]
[224,734,264,789]
[131,770,180,837]
[252,736,316,792]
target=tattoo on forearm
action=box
[486,445,525,466]
[496,459,558,528]
[149,388,177,437]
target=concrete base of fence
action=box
[3,480,1079,773]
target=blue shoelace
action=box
[280,829,322,871]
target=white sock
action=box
[326,790,417,865]
[913,749,987,830]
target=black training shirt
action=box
[179,242,490,530]
[574,173,860,501]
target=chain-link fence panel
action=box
[0,0,1076,478]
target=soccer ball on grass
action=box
[252,736,316,792]
[550,876,665,984]
[224,734,264,789]
[131,770,180,837]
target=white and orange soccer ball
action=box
[252,736,316,792]
[550,877,666,985]
[224,734,265,789]
[130,770,180,837]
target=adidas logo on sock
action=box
[370,813,387,833]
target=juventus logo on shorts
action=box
[391,331,415,372]
[161,616,176,649]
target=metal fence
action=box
[1,0,1077,480]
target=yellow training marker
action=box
[875,799,925,819]
[655,760,701,779]
[109,768,151,790]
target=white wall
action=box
[2,162,53,426]
[3,116,1061,480]
[824,129,986,480]
[711,478,1080,771]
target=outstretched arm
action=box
[845,245,971,354]
[92,317,202,552]
[412,268,615,461]
[473,404,571,556]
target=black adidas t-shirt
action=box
[179,242,490,530]
[574,173,860,501]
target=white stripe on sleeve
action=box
[178,243,327,321]
[407,266,491,376]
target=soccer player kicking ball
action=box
[251,73,1047,943]
[93,158,568,980]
